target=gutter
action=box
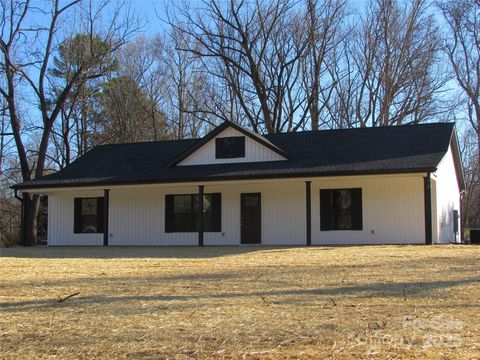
[11,167,438,191]
[460,190,466,243]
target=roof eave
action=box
[449,125,466,191]
[11,167,436,191]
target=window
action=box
[165,193,221,232]
[320,188,362,231]
[215,136,245,158]
[74,197,104,233]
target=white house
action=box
[13,121,465,246]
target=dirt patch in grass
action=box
[1,245,479,359]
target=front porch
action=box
[43,174,429,246]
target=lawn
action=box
[1,245,479,359]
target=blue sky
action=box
[131,0,370,36]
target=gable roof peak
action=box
[166,120,288,166]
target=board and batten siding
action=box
[108,181,305,245]
[433,145,461,244]
[48,181,305,246]
[177,127,286,166]
[47,190,104,246]
[311,175,425,245]
[46,174,429,246]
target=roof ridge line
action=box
[94,137,199,148]
[264,122,455,136]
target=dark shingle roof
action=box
[13,122,458,190]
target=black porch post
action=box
[104,189,110,246]
[198,185,204,246]
[306,181,312,246]
[424,173,432,245]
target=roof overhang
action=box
[449,126,466,191]
[13,168,435,192]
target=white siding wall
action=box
[311,175,425,245]
[48,190,104,246]
[433,145,461,244]
[47,174,428,246]
[178,127,286,165]
[109,181,305,245]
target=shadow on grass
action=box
[0,246,293,259]
[0,244,433,259]
[2,277,478,313]
[2,251,479,291]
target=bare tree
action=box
[459,128,480,230]
[162,29,217,138]
[441,0,480,234]
[170,0,310,134]
[0,96,11,174]
[302,0,347,130]
[0,95,22,245]
[441,0,480,161]
[113,35,170,140]
[111,32,215,140]
[0,0,139,245]
[349,0,447,127]
[320,41,358,129]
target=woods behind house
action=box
[1,0,479,245]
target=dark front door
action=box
[241,193,261,244]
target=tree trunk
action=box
[22,193,40,246]
[477,120,480,168]
[310,86,319,130]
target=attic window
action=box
[215,136,245,159]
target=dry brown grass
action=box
[1,245,479,359]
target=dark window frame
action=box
[215,136,245,159]
[320,188,362,231]
[74,197,104,234]
[165,193,221,233]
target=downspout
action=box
[460,190,466,243]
